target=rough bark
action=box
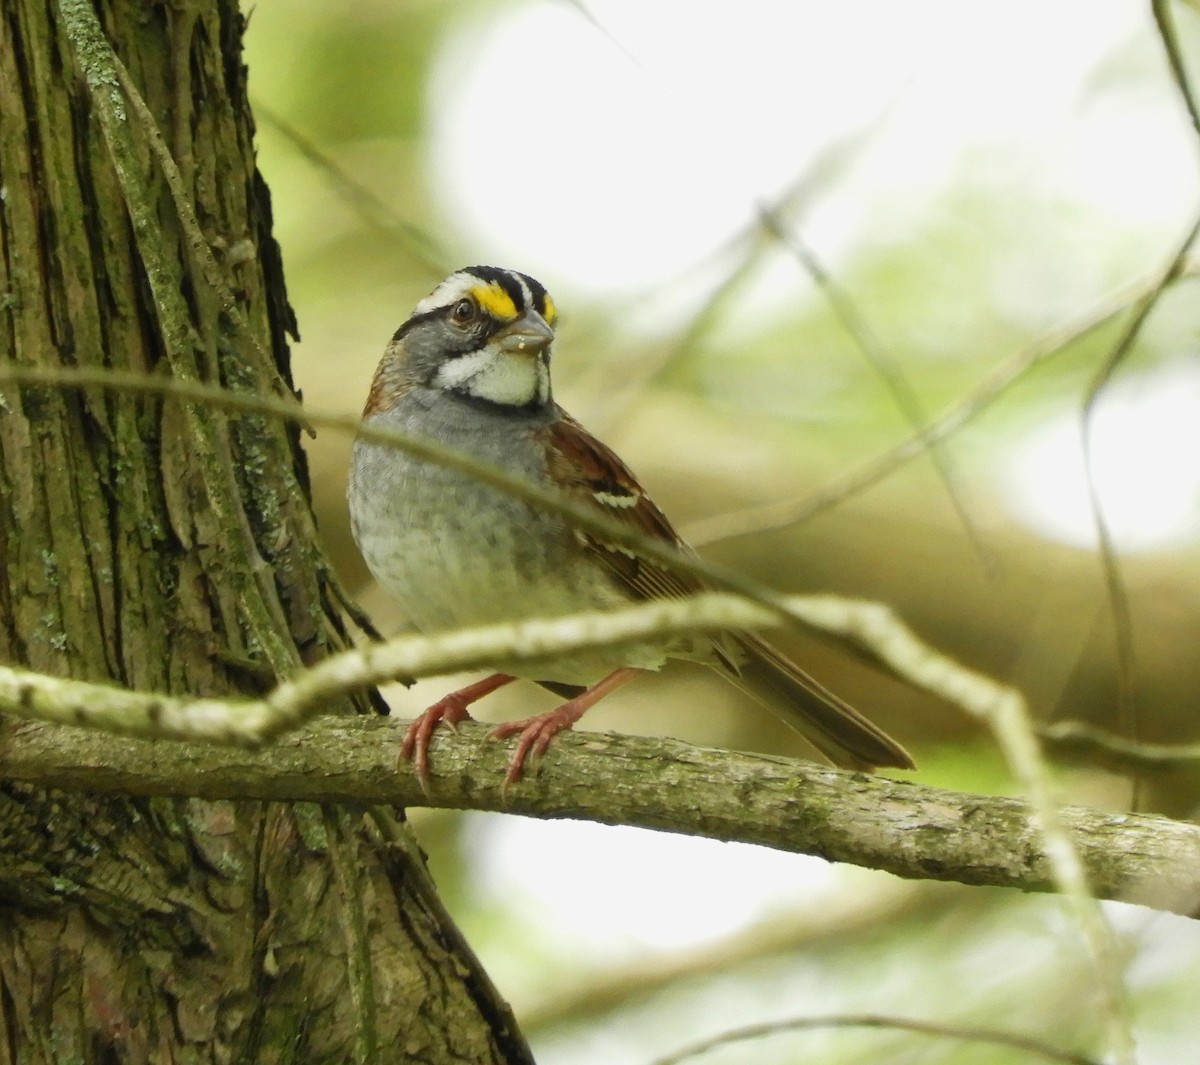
[0,2,530,1061]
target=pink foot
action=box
[399,673,515,781]
[489,705,588,785]
[488,667,643,784]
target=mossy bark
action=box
[0,2,530,1061]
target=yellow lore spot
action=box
[541,293,558,326]
[470,283,519,322]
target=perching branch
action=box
[3,716,1199,919]
[0,558,1140,978]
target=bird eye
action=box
[450,298,476,326]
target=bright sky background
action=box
[1004,361,1200,549]
[465,814,847,955]
[429,0,1193,290]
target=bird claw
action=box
[397,673,516,785]
[398,695,475,785]
[489,706,582,785]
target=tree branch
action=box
[4,716,1197,919]
[1041,720,1200,773]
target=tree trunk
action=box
[0,2,530,1061]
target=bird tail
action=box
[727,633,915,772]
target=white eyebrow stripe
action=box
[414,272,474,315]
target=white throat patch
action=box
[433,346,550,407]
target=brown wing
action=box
[543,409,705,602]
[542,412,913,771]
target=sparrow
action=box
[349,266,913,783]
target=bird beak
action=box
[496,311,554,355]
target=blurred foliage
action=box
[244,1,1200,1062]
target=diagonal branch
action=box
[757,205,994,571]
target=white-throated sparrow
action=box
[349,266,913,783]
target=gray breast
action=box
[348,392,627,642]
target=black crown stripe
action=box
[462,265,527,315]
[522,273,550,318]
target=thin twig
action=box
[592,117,891,415]
[1041,720,1200,773]
[647,1014,1103,1065]
[685,259,1200,545]
[0,595,799,744]
[1080,215,1200,783]
[784,600,1134,1065]
[1152,0,1200,142]
[758,205,994,572]
[254,102,449,275]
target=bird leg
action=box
[400,673,516,781]
[489,667,642,784]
